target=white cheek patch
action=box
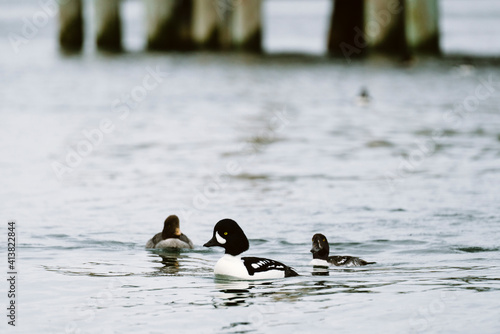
[215,232,226,244]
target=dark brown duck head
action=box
[310,233,330,260]
[162,215,182,239]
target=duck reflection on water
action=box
[214,280,254,307]
[148,249,182,275]
[311,266,330,276]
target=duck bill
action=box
[203,236,219,247]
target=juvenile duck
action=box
[310,233,375,267]
[146,215,194,249]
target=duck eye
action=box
[323,239,325,242]
[224,232,228,236]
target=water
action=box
[1,1,500,333]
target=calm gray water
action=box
[1,1,500,333]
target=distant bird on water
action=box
[146,215,194,249]
[310,233,375,267]
[356,87,371,107]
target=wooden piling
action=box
[405,0,439,53]
[58,0,83,51]
[364,0,407,55]
[192,0,220,49]
[328,0,365,58]
[95,0,122,51]
[144,0,175,50]
[144,0,193,51]
[231,0,262,52]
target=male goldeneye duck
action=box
[145,215,194,249]
[310,233,375,267]
[203,219,299,280]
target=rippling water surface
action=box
[1,1,500,333]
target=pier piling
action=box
[192,0,220,49]
[231,0,262,52]
[95,0,122,51]
[405,0,439,53]
[57,0,440,56]
[364,0,407,55]
[328,0,365,58]
[144,0,193,51]
[58,0,83,51]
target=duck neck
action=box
[222,253,241,259]
[224,249,243,257]
[162,226,181,239]
[312,248,329,260]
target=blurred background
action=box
[1,0,500,55]
[1,1,500,333]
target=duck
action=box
[355,87,371,107]
[310,233,375,267]
[204,219,299,280]
[145,215,194,249]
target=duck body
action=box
[310,233,375,267]
[310,256,374,267]
[146,215,194,249]
[146,232,193,249]
[204,219,298,280]
[214,254,297,280]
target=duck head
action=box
[310,233,330,260]
[162,215,182,239]
[204,219,249,256]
